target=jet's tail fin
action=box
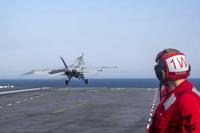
[60,56,68,69]
[71,53,85,68]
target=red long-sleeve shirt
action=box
[148,80,200,133]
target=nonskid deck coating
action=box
[0,87,158,133]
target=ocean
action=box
[0,79,199,89]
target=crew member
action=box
[148,48,200,133]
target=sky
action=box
[0,0,200,79]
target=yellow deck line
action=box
[53,102,87,114]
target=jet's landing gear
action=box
[65,77,71,85]
[85,79,88,84]
[65,80,69,85]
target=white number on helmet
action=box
[166,55,189,72]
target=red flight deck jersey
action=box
[148,80,200,133]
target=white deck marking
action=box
[0,87,52,95]
[24,99,28,102]
[30,97,34,100]
[147,124,150,129]
[16,101,21,104]
[6,104,12,107]
[0,87,57,111]
[150,113,153,117]
[146,88,158,131]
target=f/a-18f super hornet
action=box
[24,53,117,85]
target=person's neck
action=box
[167,79,186,90]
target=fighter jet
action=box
[24,53,117,85]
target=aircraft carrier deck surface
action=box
[0,87,158,133]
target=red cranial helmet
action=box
[154,48,191,81]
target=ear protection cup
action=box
[154,60,166,81]
[189,65,191,72]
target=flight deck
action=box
[0,87,158,133]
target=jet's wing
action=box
[81,66,117,73]
[95,66,118,72]
[48,69,65,75]
[24,68,65,76]
[23,69,51,75]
